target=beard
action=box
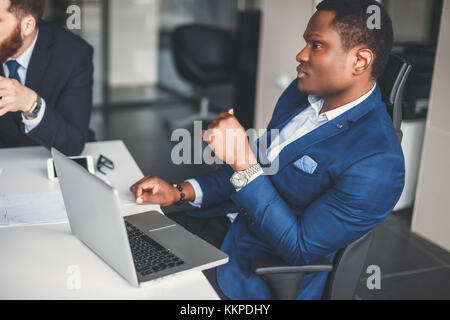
[0,24,23,65]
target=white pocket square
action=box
[293,155,318,174]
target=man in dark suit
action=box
[0,0,94,156]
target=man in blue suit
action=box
[131,0,405,299]
[0,0,94,156]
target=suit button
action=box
[239,207,246,214]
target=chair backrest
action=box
[378,54,413,142]
[172,24,236,85]
[323,230,375,300]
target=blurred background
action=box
[41,0,450,299]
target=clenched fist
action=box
[202,109,257,172]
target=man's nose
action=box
[296,46,308,63]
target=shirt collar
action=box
[307,95,327,122]
[307,83,377,121]
[5,29,39,70]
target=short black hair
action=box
[316,0,393,79]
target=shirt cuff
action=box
[22,98,46,134]
[185,178,203,208]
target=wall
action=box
[411,0,450,251]
[109,0,160,87]
[80,1,103,105]
[253,0,314,130]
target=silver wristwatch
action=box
[230,164,263,189]
[24,96,43,119]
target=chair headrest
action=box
[378,54,412,107]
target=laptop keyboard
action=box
[125,221,186,276]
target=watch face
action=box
[231,171,248,188]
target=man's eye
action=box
[312,42,322,49]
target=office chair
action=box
[251,54,413,300]
[168,24,237,129]
[379,54,413,142]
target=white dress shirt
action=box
[187,83,377,222]
[2,30,46,134]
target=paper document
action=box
[0,189,154,227]
[0,190,68,227]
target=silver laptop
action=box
[51,148,228,287]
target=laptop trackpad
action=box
[125,211,175,231]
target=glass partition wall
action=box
[44,0,240,110]
[384,0,444,120]
[45,0,104,106]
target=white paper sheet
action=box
[0,190,68,227]
[0,189,157,227]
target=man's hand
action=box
[203,109,257,172]
[130,175,179,206]
[130,175,196,207]
[0,76,38,118]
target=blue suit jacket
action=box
[0,21,94,156]
[188,79,405,299]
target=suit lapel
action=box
[264,83,383,172]
[264,100,310,143]
[276,116,350,171]
[256,100,310,165]
[26,21,54,92]
[256,79,310,153]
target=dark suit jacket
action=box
[0,20,94,156]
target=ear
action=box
[352,48,374,76]
[20,15,37,38]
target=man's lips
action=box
[297,65,308,78]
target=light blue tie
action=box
[6,60,22,83]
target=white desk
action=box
[0,140,159,217]
[0,141,219,299]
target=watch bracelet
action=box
[245,163,262,180]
